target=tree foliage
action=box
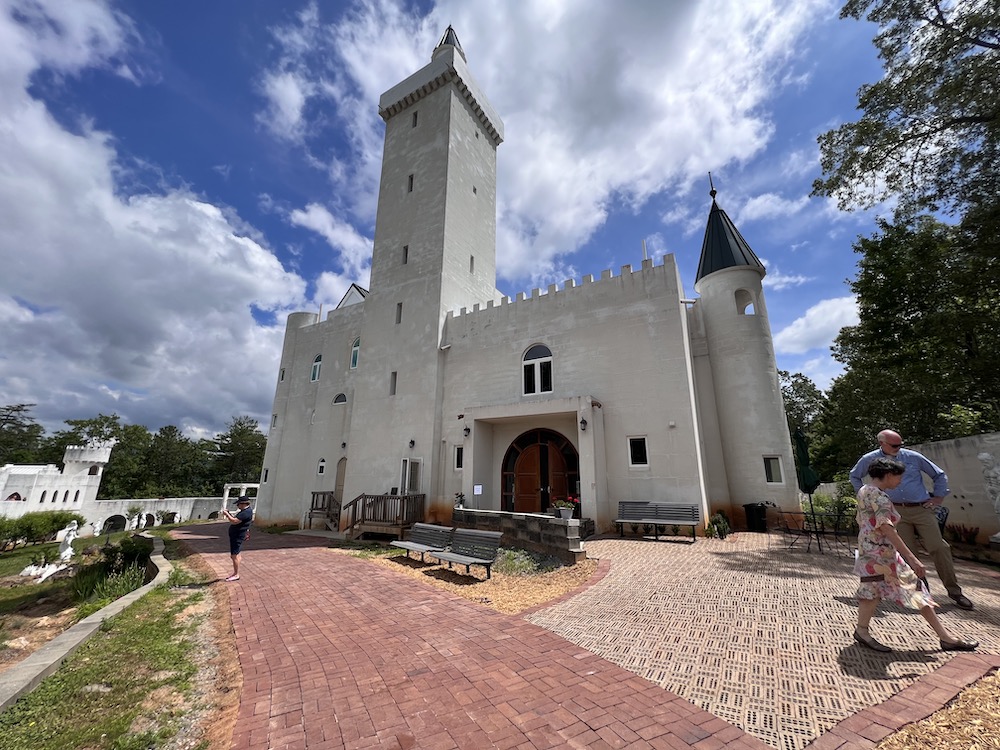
[779,370,826,435]
[0,404,44,465]
[819,213,1000,464]
[813,0,1000,216]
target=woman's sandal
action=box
[225,575,240,582]
[940,638,978,651]
[854,627,892,652]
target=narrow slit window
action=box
[455,445,464,470]
[390,371,397,396]
[411,111,418,127]
[310,354,322,382]
[395,302,402,324]
[402,245,408,264]
[470,255,475,273]
[350,338,360,369]
[407,174,414,192]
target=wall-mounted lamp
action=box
[463,426,471,437]
[579,418,588,432]
[409,439,415,448]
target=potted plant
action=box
[551,495,579,519]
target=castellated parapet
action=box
[443,255,676,335]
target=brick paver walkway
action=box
[172,525,999,749]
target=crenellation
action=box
[601,269,612,280]
[548,283,557,295]
[621,264,632,275]
[642,258,653,270]
[564,279,576,289]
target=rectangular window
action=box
[411,111,418,127]
[279,368,285,382]
[271,414,278,429]
[395,302,402,324]
[402,245,408,264]
[764,456,783,483]
[262,468,269,483]
[390,371,397,396]
[523,363,535,394]
[454,445,464,470]
[539,360,552,392]
[407,174,414,192]
[470,255,475,273]
[629,437,649,467]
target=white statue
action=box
[58,520,79,562]
[978,452,1000,544]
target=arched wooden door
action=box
[504,429,578,513]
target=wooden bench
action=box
[390,523,453,562]
[615,501,700,541]
[428,528,503,579]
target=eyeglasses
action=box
[885,443,904,449]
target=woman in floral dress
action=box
[854,457,977,652]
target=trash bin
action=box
[743,502,767,533]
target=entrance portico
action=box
[461,395,607,526]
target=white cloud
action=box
[774,296,858,354]
[258,0,831,284]
[737,193,811,223]
[288,203,373,295]
[0,0,306,434]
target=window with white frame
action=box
[350,338,360,369]
[310,354,322,381]
[333,393,347,404]
[763,456,783,483]
[522,344,553,395]
[628,436,649,467]
[317,458,326,475]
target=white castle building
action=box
[1,440,114,512]
[255,28,797,533]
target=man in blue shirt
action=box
[850,429,973,609]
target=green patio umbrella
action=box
[794,427,823,550]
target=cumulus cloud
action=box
[258,0,831,284]
[737,193,811,223]
[0,0,306,434]
[774,296,859,354]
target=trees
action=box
[0,404,44,465]
[815,214,1000,468]
[213,416,267,486]
[778,370,826,435]
[813,0,999,216]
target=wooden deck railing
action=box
[342,493,425,540]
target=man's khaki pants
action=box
[893,503,961,599]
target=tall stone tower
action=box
[694,186,796,507]
[342,27,505,504]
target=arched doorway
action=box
[502,429,579,514]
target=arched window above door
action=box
[522,344,553,395]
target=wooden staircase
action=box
[342,493,425,540]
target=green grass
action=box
[493,547,559,576]
[0,571,208,749]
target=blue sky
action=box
[0,0,889,437]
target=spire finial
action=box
[708,172,717,200]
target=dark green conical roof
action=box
[695,188,765,284]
